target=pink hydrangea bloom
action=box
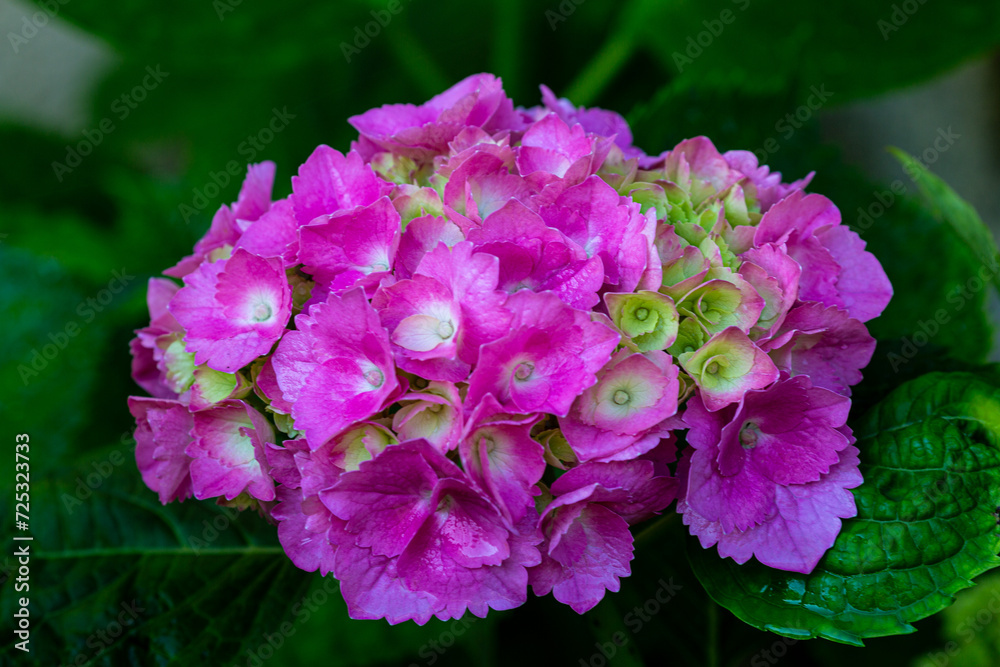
[128,74,892,621]
[128,397,195,504]
[322,440,541,622]
[169,248,292,373]
[186,399,277,501]
[530,460,676,612]
[678,376,861,572]
[466,290,619,416]
[271,287,399,449]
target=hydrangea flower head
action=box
[128,74,891,623]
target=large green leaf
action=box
[890,147,1000,292]
[688,372,1000,646]
[0,452,312,666]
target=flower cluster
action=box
[128,73,891,623]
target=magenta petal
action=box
[754,191,840,246]
[292,146,389,224]
[236,197,300,264]
[763,303,876,395]
[272,485,339,575]
[550,459,677,524]
[187,399,276,502]
[460,420,546,523]
[398,478,510,578]
[169,248,292,373]
[682,446,862,573]
[128,397,194,504]
[350,73,517,160]
[533,503,633,614]
[297,196,401,293]
[272,287,397,448]
[321,445,439,558]
[816,224,893,322]
[467,291,619,416]
[334,544,442,624]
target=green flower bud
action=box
[605,290,679,351]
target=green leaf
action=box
[0,247,112,468]
[688,372,1000,646]
[0,455,312,666]
[889,147,1000,291]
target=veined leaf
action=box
[688,372,1000,646]
[889,147,1000,292]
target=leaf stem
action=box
[708,600,719,667]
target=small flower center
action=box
[436,495,454,513]
[634,307,650,321]
[706,362,720,375]
[740,422,760,449]
[426,403,443,414]
[364,369,385,388]
[437,320,455,339]
[514,362,534,381]
[251,302,273,322]
[612,389,631,405]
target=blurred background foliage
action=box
[2,0,1000,665]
